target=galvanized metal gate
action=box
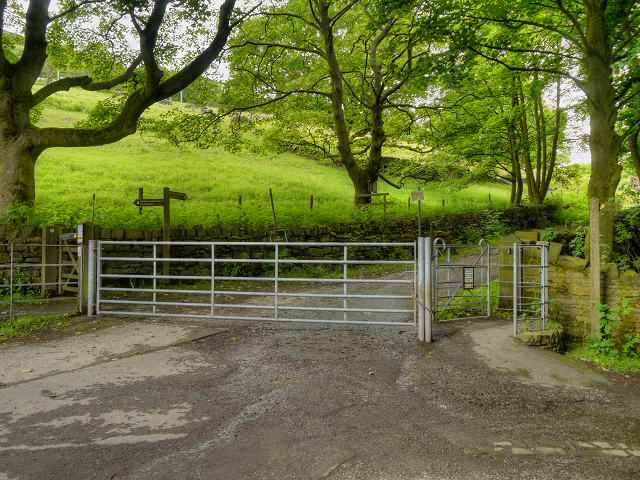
[88,240,417,327]
[509,243,549,337]
[431,238,491,322]
[422,238,549,337]
[83,236,547,342]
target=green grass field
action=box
[25,86,558,229]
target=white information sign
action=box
[463,267,474,290]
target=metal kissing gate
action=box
[84,237,548,343]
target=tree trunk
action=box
[583,3,625,261]
[0,137,42,211]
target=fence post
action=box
[41,225,61,297]
[79,222,95,314]
[589,197,601,336]
[418,237,425,341]
[425,237,432,343]
[87,240,97,316]
[512,242,518,337]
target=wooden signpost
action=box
[134,187,187,276]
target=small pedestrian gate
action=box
[85,237,548,343]
[431,238,491,322]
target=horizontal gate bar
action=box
[94,310,415,326]
[98,257,412,266]
[98,240,415,247]
[97,273,412,284]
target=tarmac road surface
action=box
[1,314,639,480]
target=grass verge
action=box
[0,313,76,339]
[567,345,640,373]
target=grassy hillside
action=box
[28,87,517,229]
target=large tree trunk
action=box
[0,138,41,211]
[584,2,625,261]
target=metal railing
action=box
[0,243,80,321]
[91,240,417,327]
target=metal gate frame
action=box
[432,238,491,323]
[88,240,418,328]
[511,243,549,337]
[422,239,549,338]
[83,237,547,342]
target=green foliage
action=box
[569,223,588,258]
[539,227,558,242]
[617,176,640,206]
[75,94,127,128]
[0,268,41,302]
[0,203,44,229]
[612,207,640,272]
[455,211,508,244]
[586,300,637,359]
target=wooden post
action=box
[239,195,242,207]
[163,187,170,277]
[442,199,445,207]
[138,188,143,215]
[418,187,422,237]
[408,197,411,211]
[310,195,313,211]
[488,193,491,204]
[269,188,278,232]
[41,225,62,297]
[589,197,601,336]
[429,222,435,248]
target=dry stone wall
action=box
[1,205,553,282]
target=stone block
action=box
[601,262,619,280]
[557,255,588,270]
[619,270,637,285]
[124,228,144,240]
[547,242,563,264]
[18,224,37,239]
[499,233,523,247]
[112,225,125,240]
[308,247,324,257]
[515,230,539,244]
[194,225,206,237]
[567,282,591,296]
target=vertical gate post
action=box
[512,243,518,337]
[87,240,97,316]
[425,237,432,343]
[418,238,425,341]
[41,225,61,297]
[79,222,95,314]
[589,197,601,335]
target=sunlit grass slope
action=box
[32,88,513,228]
